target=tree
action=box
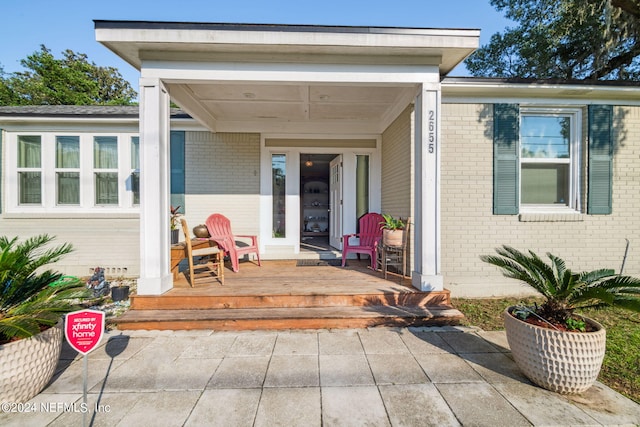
[0,45,137,105]
[465,0,640,80]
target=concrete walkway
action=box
[2,327,639,426]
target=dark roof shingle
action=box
[0,105,191,119]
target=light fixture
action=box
[305,155,313,167]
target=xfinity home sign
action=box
[65,309,105,355]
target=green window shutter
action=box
[493,104,520,215]
[588,105,613,215]
[170,131,185,212]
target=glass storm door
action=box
[329,155,343,249]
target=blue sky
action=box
[0,0,513,87]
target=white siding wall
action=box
[0,128,139,277]
[0,129,261,279]
[0,215,139,277]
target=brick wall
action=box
[441,103,640,297]
[183,132,261,236]
[381,106,413,218]
[381,106,414,274]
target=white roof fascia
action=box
[442,80,640,106]
[95,21,480,75]
[0,116,204,132]
[95,25,479,52]
[142,61,441,84]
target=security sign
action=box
[65,309,105,355]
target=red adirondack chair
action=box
[205,213,261,272]
[341,212,384,269]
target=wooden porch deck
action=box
[113,259,464,331]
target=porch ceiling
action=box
[165,81,419,133]
[96,21,480,133]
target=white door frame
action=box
[259,136,381,258]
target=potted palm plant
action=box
[481,245,640,394]
[0,235,89,402]
[380,214,406,246]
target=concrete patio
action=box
[2,326,639,426]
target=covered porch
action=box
[113,259,463,330]
[95,21,481,296]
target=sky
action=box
[0,0,513,88]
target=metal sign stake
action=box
[83,354,88,427]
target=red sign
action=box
[65,309,105,355]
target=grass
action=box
[451,297,640,404]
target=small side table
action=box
[380,243,408,282]
[378,218,411,283]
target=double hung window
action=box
[10,133,138,211]
[18,136,42,205]
[493,104,612,216]
[519,109,580,211]
[56,136,80,205]
[94,136,119,205]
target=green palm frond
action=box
[0,235,88,342]
[481,245,640,320]
[0,316,45,340]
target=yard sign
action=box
[65,309,105,355]
[65,309,105,427]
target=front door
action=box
[329,155,343,249]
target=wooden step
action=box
[110,305,464,331]
[114,260,462,332]
[130,290,452,310]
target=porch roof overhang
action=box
[95,21,480,134]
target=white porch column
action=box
[137,78,173,295]
[412,83,443,291]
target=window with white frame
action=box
[519,109,581,211]
[93,136,119,205]
[9,132,139,211]
[55,136,80,205]
[17,135,42,205]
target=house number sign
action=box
[424,89,438,156]
[428,109,436,154]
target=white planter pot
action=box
[504,307,606,394]
[0,319,63,402]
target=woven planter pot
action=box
[0,320,63,402]
[504,307,606,394]
[382,229,404,246]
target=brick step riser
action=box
[130,292,451,310]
